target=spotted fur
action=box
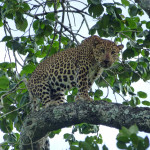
[27,35,123,108]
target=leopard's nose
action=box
[104,60,110,65]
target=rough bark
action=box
[19,100,150,149]
[135,0,150,18]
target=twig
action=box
[59,2,66,51]
[0,78,28,105]
[82,14,90,31]
[101,75,128,102]
[0,102,31,119]
[57,20,79,44]
[25,9,91,18]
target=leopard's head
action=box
[92,36,123,68]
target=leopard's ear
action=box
[118,45,124,50]
[93,36,103,47]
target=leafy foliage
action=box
[63,123,103,150]
[117,125,149,149]
[0,0,150,149]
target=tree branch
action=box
[19,100,150,149]
[135,0,150,18]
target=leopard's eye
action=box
[111,51,115,54]
[101,49,105,53]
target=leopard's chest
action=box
[47,62,103,92]
[48,64,78,91]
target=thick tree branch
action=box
[19,100,150,149]
[135,0,150,18]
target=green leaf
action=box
[117,135,130,143]
[89,27,96,35]
[103,144,108,150]
[120,27,132,39]
[0,76,9,89]
[0,62,15,69]
[48,47,57,56]
[90,0,100,4]
[138,8,144,16]
[129,125,138,134]
[112,19,123,32]
[117,141,127,149]
[19,92,29,106]
[141,49,149,57]
[128,4,138,16]
[46,13,55,21]
[3,134,9,141]
[96,14,112,36]
[61,36,70,45]
[144,136,149,148]
[79,136,99,150]
[15,12,28,31]
[130,134,138,145]
[21,18,28,31]
[139,62,147,68]
[72,88,78,96]
[129,98,135,107]
[101,14,110,28]
[22,2,30,12]
[95,134,103,144]
[94,89,103,100]
[126,17,137,29]
[102,98,112,103]
[44,25,53,37]
[64,133,71,139]
[35,36,44,45]
[142,101,150,106]
[121,0,130,6]
[137,91,147,98]
[129,97,140,106]
[2,36,12,41]
[49,129,61,138]
[5,133,17,144]
[79,141,91,150]
[129,61,137,70]
[33,20,39,31]
[146,21,150,29]
[70,146,80,150]
[12,40,21,51]
[133,16,140,23]
[0,119,13,133]
[78,123,99,134]
[102,145,108,150]
[88,4,104,18]
[20,64,36,76]
[46,1,53,7]
[0,19,3,27]
[67,95,74,103]
[123,48,135,59]
[5,105,18,121]
[64,133,74,142]
[11,40,26,54]
[117,127,130,142]
[35,50,46,58]
[40,22,45,29]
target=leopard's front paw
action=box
[75,95,93,101]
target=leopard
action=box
[27,35,123,108]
